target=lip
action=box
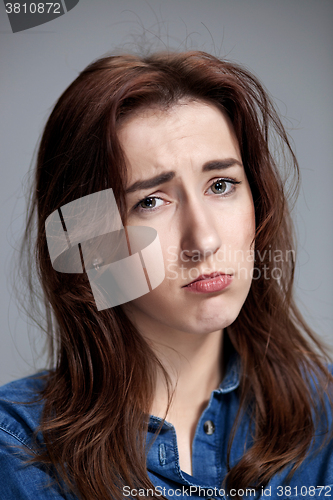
[183,272,233,294]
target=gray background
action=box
[0,0,332,385]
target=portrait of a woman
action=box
[0,50,332,500]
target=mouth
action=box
[182,272,233,294]
[183,271,230,286]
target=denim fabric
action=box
[1,352,333,500]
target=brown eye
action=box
[140,197,157,209]
[211,180,227,194]
[135,197,165,212]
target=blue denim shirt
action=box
[1,352,333,500]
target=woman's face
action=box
[119,100,255,337]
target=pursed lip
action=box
[182,271,232,287]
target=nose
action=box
[180,198,222,261]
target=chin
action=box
[187,294,244,330]
[188,316,237,335]
[183,304,242,335]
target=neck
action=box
[123,306,225,476]
[142,323,224,421]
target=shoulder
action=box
[0,372,75,499]
[0,371,49,452]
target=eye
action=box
[210,180,228,194]
[207,178,240,196]
[134,196,164,212]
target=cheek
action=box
[219,205,255,279]
[124,273,175,325]
[240,209,255,248]
[159,231,179,269]
[221,205,255,250]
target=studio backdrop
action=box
[0,0,332,384]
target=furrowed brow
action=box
[125,159,242,194]
[202,159,243,172]
[125,171,175,193]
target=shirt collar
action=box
[216,345,240,394]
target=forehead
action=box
[117,100,241,179]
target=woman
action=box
[0,50,332,500]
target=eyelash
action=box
[132,178,241,214]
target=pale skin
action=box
[119,100,255,475]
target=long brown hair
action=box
[20,51,332,498]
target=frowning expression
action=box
[119,100,255,337]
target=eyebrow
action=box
[202,158,243,172]
[125,158,242,193]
